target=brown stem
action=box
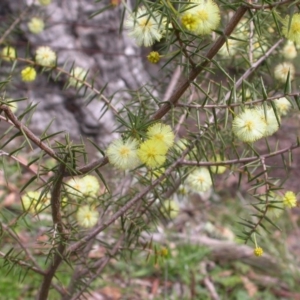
[152,6,248,120]
[38,161,69,300]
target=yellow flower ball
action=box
[147,51,161,64]
[282,13,300,44]
[254,247,263,257]
[35,46,56,67]
[274,62,295,83]
[107,138,141,170]
[232,109,266,143]
[186,167,212,192]
[1,46,16,62]
[180,0,220,35]
[283,191,297,208]
[21,67,37,82]
[147,123,175,149]
[138,139,167,168]
[76,205,99,228]
[28,17,45,34]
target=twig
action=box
[38,161,69,300]
[1,105,58,160]
[200,262,220,300]
[0,150,47,183]
[176,91,299,109]
[180,141,300,167]
[0,7,29,45]
[152,5,248,120]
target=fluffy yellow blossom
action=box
[138,139,167,168]
[283,191,297,208]
[147,51,161,64]
[282,41,297,60]
[107,138,141,170]
[35,46,56,67]
[219,39,239,57]
[180,0,220,35]
[28,17,45,34]
[82,175,100,197]
[65,177,87,198]
[125,7,165,47]
[69,66,88,87]
[22,191,50,213]
[282,14,300,44]
[1,46,16,62]
[210,155,226,174]
[21,67,37,82]
[147,123,175,149]
[76,205,99,228]
[162,199,180,219]
[232,109,267,142]
[256,106,280,137]
[38,0,52,5]
[254,247,263,257]
[274,97,291,116]
[274,62,295,83]
[186,167,212,192]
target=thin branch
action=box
[1,105,58,160]
[152,5,248,120]
[0,251,45,275]
[0,7,29,45]
[177,92,299,109]
[38,161,69,300]
[0,150,47,183]
[180,142,300,167]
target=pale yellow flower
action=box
[21,67,36,82]
[274,97,291,116]
[1,46,16,62]
[35,46,56,66]
[138,139,167,168]
[232,109,266,142]
[256,106,280,137]
[147,123,175,149]
[69,67,88,87]
[28,17,44,34]
[180,0,220,35]
[186,167,212,192]
[282,14,300,44]
[76,205,99,228]
[107,138,141,170]
[125,7,165,47]
[274,62,295,83]
[282,41,297,60]
[283,191,297,208]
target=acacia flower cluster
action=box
[107,123,175,170]
[147,51,161,64]
[232,106,280,143]
[125,7,166,47]
[1,46,16,62]
[69,66,88,87]
[274,62,295,83]
[76,205,99,228]
[180,0,220,35]
[21,66,37,82]
[253,247,263,257]
[35,46,56,67]
[282,41,297,60]
[22,191,50,214]
[274,97,291,116]
[210,155,226,174]
[38,0,52,5]
[185,167,212,192]
[282,191,297,208]
[28,17,45,34]
[282,13,300,45]
[65,175,100,200]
